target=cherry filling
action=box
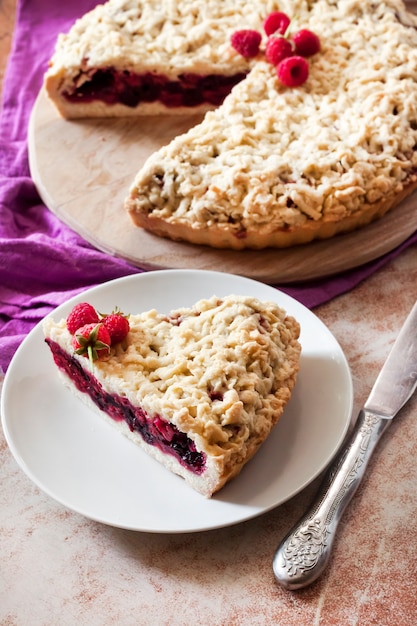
[64,68,247,108]
[45,339,206,475]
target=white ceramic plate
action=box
[1,270,353,533]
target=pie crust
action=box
[44,0,417,249]
[128,175,417,250]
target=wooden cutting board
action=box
[28,87,417,284]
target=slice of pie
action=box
[43,295,301,497]
[125,0,417,248]
[44,0,283,118]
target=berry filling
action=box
[64,68,247,109]
[46,339,206,475]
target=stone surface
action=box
[1,2,417,624]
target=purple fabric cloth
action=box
[1,0,416,374]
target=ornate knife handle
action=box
[273,409,390,590]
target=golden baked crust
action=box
[126,0,417,248]
[128,175,417,249]
[43,295,301,497]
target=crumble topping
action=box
[46,0,289,90]
[127,0,417,231]
[43,295,300,457]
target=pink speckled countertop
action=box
[1,2,417,624]
[1,252,416,626]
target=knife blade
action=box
[273,300,417,590]
[364,301,417,418]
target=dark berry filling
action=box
[64,68,247,109]
[46,339,206,474]
[208,390,224,402]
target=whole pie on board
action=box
[45,0,417,249]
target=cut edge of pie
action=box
[43,71,247,120]
[43,295,301,497]
[43,0,266,119]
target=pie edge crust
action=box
[126,178,417,250]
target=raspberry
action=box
[292,29,321,57]
[67,302,99,335]
[72,323,111,363]
[277,56,309,87]
[263,11,291,37]
[265,36,293,66]
[102,312,130,345]
[230,29,262,58]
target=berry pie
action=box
[44,0,281,118]
[125,0,417,248]
[45,0,417,249]
[43,295,301,497]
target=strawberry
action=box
[67,302,99,335]
[101,308,130,345]
[72,323,111,363]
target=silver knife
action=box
[273,300,417,590]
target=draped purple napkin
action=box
[1,0,416,374]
